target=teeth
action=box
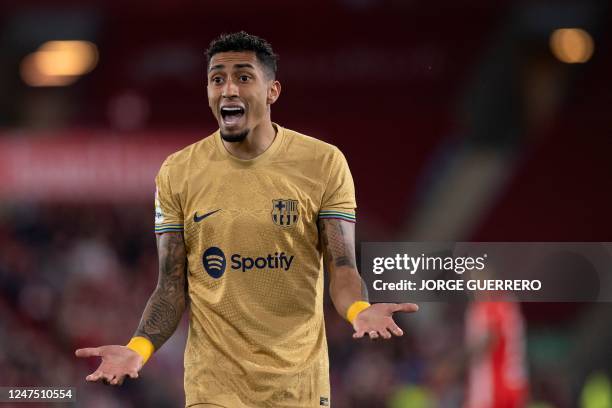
[221,106,244,120]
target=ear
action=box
[267,80,281,105]
[205,78,213,108]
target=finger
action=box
[128,371,139,379]
[368,330,379,340]
[75,347,101,358]
[353,330,365,339]
[393,303,419,313]
[380,327,392,339]
[389,324,404,337]
[102,372,115,385]
[86,371,103,382]
[111,375,124,386]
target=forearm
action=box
[320,217,418,339]
[133,232,187,350]
[134,284,186,350]
[329,267,368,318]
[319,218,367,319]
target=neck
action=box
[222,119,277,160]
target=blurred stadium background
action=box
[1,0,611,407]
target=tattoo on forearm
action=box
[320,217,367,310]
[319,218,356,269]
[141,297,178,337]
[135,232,187,350]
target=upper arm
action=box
[318,218,356,272]
[318,148,357,272]
[155,232,187,294]
[154,160,187,290]
[319,218,368,301]
[154,160,184,234]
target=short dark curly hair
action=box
[206,31,278,79]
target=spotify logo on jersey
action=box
[202,247,295,279]
[202,247,227,278]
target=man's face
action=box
[207,51,280,142]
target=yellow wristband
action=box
[346,301,371,324]
[126,336,155,364]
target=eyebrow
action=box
[234,63,256,70]
[208,63,256,73]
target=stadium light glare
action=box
[20,53,79,87]
[550,28,594,64]
[20,40,99,87]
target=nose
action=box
[221,78,239,98]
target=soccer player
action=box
[465,301,528,407]
[464,289,528,408]
[75,31,419,407]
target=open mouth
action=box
[220,106,245,126]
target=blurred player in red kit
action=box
[465,300,529,408]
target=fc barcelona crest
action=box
[271,199,299,227]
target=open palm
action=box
[75,345,143,385]
[352,303,419,340]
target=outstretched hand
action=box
[352,303,419,340]
[75,345,143,386]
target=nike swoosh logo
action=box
[194,209,221,222]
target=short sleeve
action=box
[319,147,356,223]
[154,160,184,234]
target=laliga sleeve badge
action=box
[154,188,164,224]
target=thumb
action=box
[75,347,101,358]
[392,303,419,313]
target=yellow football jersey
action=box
[154,124,356,407]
